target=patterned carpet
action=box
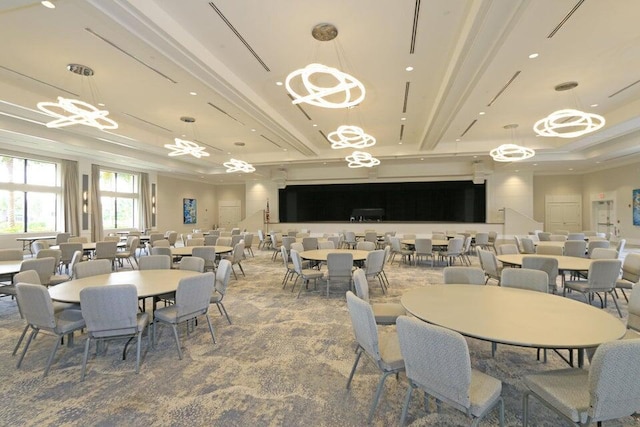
[1,245,639,426]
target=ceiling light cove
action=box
[328,125,376,149]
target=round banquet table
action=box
[0,260,22,276]
[496,253,592,273]
[48,269,201,303]
[51,241,126,251]
[299,249,370,262]
[171,245,233,257]
[401,239,449,248]
[401,285,625,366]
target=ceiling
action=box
[1,0,640,185]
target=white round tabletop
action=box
[48,269,201,303]
[401,285,625,349]
[401,239,449,247]
[496,253,593,272]
[171,245,233,256]
[0,260,22,276]
[299,249,370,262]
[51,241,126,251]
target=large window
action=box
[0,156,59,233]
[99,169,139,229]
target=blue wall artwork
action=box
[183,198,197,224]
[634,190,640,226]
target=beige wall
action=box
[533,175,584,224]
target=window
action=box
[99,170,138,229]
[0,156,59,233]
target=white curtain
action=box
[140,172,152,231]
[90,164,104,242]
[61,160,80,236]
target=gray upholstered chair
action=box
[549,234,568,241]
[497,243,519,255]
[74,259,113,279]
[413,238,434,267]
[500,268,548,293]
[20,257,61,287]
[302,237,319,251]
[522,339,640,426]
[564,259,623,317]
[290,249,323,298]
[356,241,376,252]
[590,248,617,259]
[345,291,405,424]
[280,245,295,289]
[317,240,335,249]
[15,283,85,377]
[242,233,254,257]
[564,239,587,258]
[59,242,82,273]
[138,254,171,271]
[536,245,563,255]
[186,237,205,247]
[153,272,216,360]
[324,252,353,297]
[567,232,585,241]
[522,256,559,293]
[537,232,551,241]
[210,259,233,324]
[587,239,610,257]
[223,240,245,279]
[615,253,640,302]
[94,241,118,270]
[474,232,490,251]
[204,235,218,246]
[179,256,205,273]
[614,238,626,258]
[192,246,216,272]
[389,236,413,265]
[352,268,405,325]
[397,316,504,426]
[443,266,485,285]
[79,284,150,380]
[116,236,139,269]
[520,238,535,254]
[55,232,71,245]
[438,237,464,266]
[363,249,387,294]
[478,249,502,285]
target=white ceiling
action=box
[1,0,640,185]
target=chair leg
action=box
[43,335,62,377]
[237,262,245,277]
[205,314,217,344]
[400,383,415,426]
[217,302,232,324]
[346,348,363,389]
[230,265,238,280]
[135,332,142,373]
[170,324,183,360]
[367,371,395,424]
[81,336,92,381]
[17,328,37,368]
[609,291,623,318]
[12,324,30,356]
[522,390,531,427]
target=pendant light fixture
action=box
[490,124,535,162]
[164,116,210,158]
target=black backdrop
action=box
[279,181,485,222]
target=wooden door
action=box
[545,195,582,232]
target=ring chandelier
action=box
[37,97,118,130]
[489,144,535,162]
[328,125,376,149]
[533,108,605,138]
[345,151,380,168]
[164,138,210,158]
[285,63,365,109]
[224,158,255,173]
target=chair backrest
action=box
[243,233,254,248]
[621,254,640,284]
[497,244,519,255]
[68,236,88,243]
[151,247,172,258]
[588,339,640,421]
[302,237,318,251]
[179,256,205,272]
[356,241,376,251]
[103,236,121,243]
[318,240,335,249]
[148,233,165,243]
[175,272,215,320]
[280,236,295,250]
[432,233,446,240]
[217,237,232,247]
[231,241,245,263]
[15,283,56,331]
[80,284,139,337]
[69,250,83,279]
[0,249,23,261]
[59,243,83,263]
[13,269,41,285]
[477,249,500,277]
[192,247,216,267]
[500,268,548,293]
[590,248,618,260]
[614,239,626,255]
[522,256,559,287]
[588,240,610,256]
[536,245,563,255]
[20,257,56,285]
[125,236,139,253]
[474,232,489,245]
[36,249,62,267]
[538,232,551,241]
[204,235,218,246]
[344,231,356,244]
[588,259,622,289]
[414,238,432,254]
[74,259,113,279]
[290,249,303,274]
[364,231,378,244]
[138,255,171,270]
[397,316,472,410]
[627,285,640,332]
[364,249,385,276]
[153,239,170,248]
[166,231,178,245]
[567,233,586,241]
[520,238,535,254]
[289,242,303,253]
[32,240,49,255]
[95,241,117,259]
[446,237,464,254]
[230,235,243,247]
[215,259,233,295]
[443,267,485,285]
[549,234,568,241]
[55,232,71,245]
[488,231,498,243]
[231,228,241,235]
[564,240,587,258]
[186,238,205,247]
[352,269,370,302]
[554,229,570,236]
[346,291,382,365]
[327,252,354,280]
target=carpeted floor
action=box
[1,245,639,426]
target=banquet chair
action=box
[257,229,267,249]
[150,246,173,264]
[74,259,113,279]
[20,257,64,287]
[179,256,205,273]
[192,246,216,272]
[59,242,83,274]
[164,231,178,247]
[389,236,413,265]
[35,249,69,285]
[0,248,23,284]
[345,291,405,424]
[443,266,485,285]
[478,249,502,285]
[615,253,640,302]
[290,249,323,298]
[210,259,233,324]
[31,240,49,256]
[204,235,218,246]
[343,231,357,249]
[302,237,318,251]
[15,283,85,377]
[520,238,536,254]
[549,234,567,241]
[67,236,87,243]
[587,240,610,257]
[352,268,404,325]
[356,241,375,252]
[152,239,170,248]
[522,256,559,293]
[138,255,171,271]
[153,272,216,360]
[116,236,139,269]
[497,244,519,255]
[103,235,121,243]
[363,249,387,294]
[79,284,150,380]
[413,238,434,267]
[397,316,504,427]
[537,232,551,241]
[317,240,335,249]
[217,236,232,247]
[68,250,84,280]
[522,339,640,426]
[564,259,623,317]
[94,241,118,270]
[186,238,205,247]
[535,245,563,255]
[460,236,474,266]
[242,233,254,257]
[567,232,586,241]
[55,232,71,245]
[474,232,490,251]
[431,232,446,241]
[564,240,587,258]
[280,246,295,289]
[230,234,243,248]
[590,248,617,259]
[327,235,341,248]
[487,231,498,252]
[438,237,464,266]
[500,268,548,293]
[614,238,626,258]
[223,240,245,279]
[325,252,353,297]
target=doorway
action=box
[545,195,582,232]
[218,200,242,230]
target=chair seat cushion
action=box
[377,331,404,372]
[49,274,70,286]
[301,269,324,279]
[154,305,178,323]
[524,368,590,423]
[372,302,405,325]
[55,309,86,334]
[565,281,611,293]
[615,278,634,290]
[469,369,502,418]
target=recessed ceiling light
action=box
[97,103,105,107]
[515,170,519,173]
[420,157,424,161]
[399,141,403,145]
[251,128,256,132]
[473,155,477,158]
[456,138,461,142]
[283,148,288,151]
[528,53,539,59]
[189,91,197,96]
[312,124,318,127]
[401,117,406,121]
[590,103,599,107]
[569,168,574,171]
[276,81,283,86]
[533,163,538,166]
[405,66,414,72]
[41,1,55,8]
[479,111,486,115]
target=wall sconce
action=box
[82,191,88,213]
[82,174,89,230]
[151,183,156,227]
[152,195,156,214]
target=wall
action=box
[485,171,534,223]
[156,175,217,234]
[533,175,583,224]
